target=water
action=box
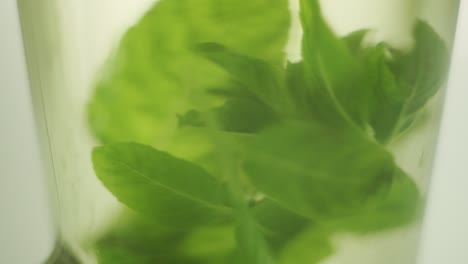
[18,0,459,263]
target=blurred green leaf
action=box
[390,21,450,116]
[299,0,373,128]
[88,1,442,263]
[244,121,394,220]
[279,226,333,264]
[193,43,288,111]
[94,213,197,264]
[92,142,232,227]
[178,96,279,134]
[363,44,408,142]
[231,212,274,264]
[253,198,310,251]
[179,224,236,262]
[88,0,290,146]
[341,29,370,53]
[333,168,422,233]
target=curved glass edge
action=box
[44,241,79,264]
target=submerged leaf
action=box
[178,96,279,133]
[299,0,372,128]
[253,198,310,251]
[244,121,394,220]
[335,168,422,232]
[94,212,197,264]
[92,143,232,227]
[342,29,370,53]
[194,42,288,112]
[88,0,290,145]
[390,21,450,116]
[279,226,333,264]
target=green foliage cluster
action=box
[87,0,449,263]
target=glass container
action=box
[17,0,460,263]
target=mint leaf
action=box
[367,20,450,142]
[232,212,274,264]
[285,62,317,120]
[179,224,236,262]
[96,237,191,264]
[94,211,238,264]
[363,44,408,142]
[194,43,289,112]
[299,2,449,143]
[390,21,450,116]
[88,0,290,145]
[178,96,278,133]
[334,168,421,232]
[342,29,370,53]
[299,0,372,128]
[244,121,394,220]
[253,199,310,251]
[276,170,421,264]
[279,226,333,264]
[88,2,444,263]
[94,212,196,264]
[92,143,232,227]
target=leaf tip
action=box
[91,145,108,168]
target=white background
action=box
[0,0,467,263]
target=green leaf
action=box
[232,212,274,264]
[178,96,279,133]
[299,0,372,128]
[93,211,241,264]
[285,62,317,120]
[88,2,442,263]
[244,121,394,220]
[390,21,450,116]
[367,20,449,143]
[253,198,310,251]
[276,170,420,264]
[93,212,197,264]
[298,3,448,144]
[92,142,232,227]
[279,226,333,264]
[342,29,370,53]
[334,168,422,233]
[194,42,289,112]
[179,224,236,261]
[363,44,408,142]
[88,0,290,145]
